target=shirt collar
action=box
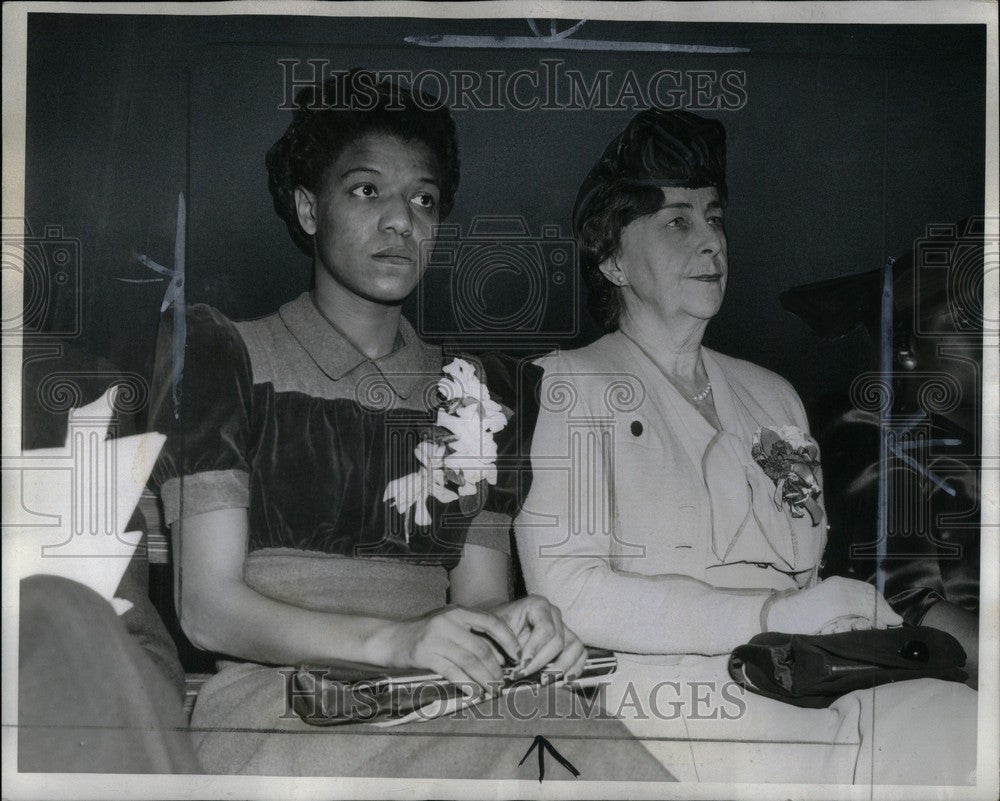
[278,292,442,400]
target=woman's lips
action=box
[691,274,722,282]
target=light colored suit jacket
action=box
[515,332,827,656]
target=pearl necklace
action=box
[689,380,713,403]
[621,330,713,404]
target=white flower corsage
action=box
[383,357,511,541]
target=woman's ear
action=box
[294,187,318,237]
[598,257,629,287]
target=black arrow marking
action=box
[517,735,580,782]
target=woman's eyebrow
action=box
[338,166,439,188]
[665,200,723,211]
[339,165,381,179]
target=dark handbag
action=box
[728,626,968,708]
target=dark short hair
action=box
[572,108,728,332]
[266,69,461,255]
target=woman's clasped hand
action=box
[371,596,587,698]
[766,576,904,635]
[492,594,588,682]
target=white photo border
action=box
[2,2,997,799]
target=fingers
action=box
[516,602,563,677]
[460,609,521,664]
[409,600,592,697]
[494,597,590,682]
[492,601,530,641]
[849,584,902,628]
[828,577,904,628]
[545,631,587,682]
[444,613,511,687]
[818,615,872,635]
[444,642,506,696]
[425,619,507,695]
[423,654,477,693]
[769,578,901,635]
[405,607,515,697]
[426,651,499,699]
[818,616,850,635]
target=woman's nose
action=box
[698,220,725,255]
[379,195,413,237]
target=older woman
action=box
[149,73,669,779]
[514,108,978,784]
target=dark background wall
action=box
[21,13,987,423]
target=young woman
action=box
[149,72,669,780]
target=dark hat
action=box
[572,108,727,236]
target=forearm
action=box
[181,575,395,666]
[174,508,401,667]
[523,558,769,656]
[448,542,511,611]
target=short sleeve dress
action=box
[151,294,518,583]
[148,293,672,780]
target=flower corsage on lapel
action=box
[383,358,512,541]
[751,425,823,526]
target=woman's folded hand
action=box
[490,595,588,683]
[765,576,904,635]
[366,597,587,697]
[371,606,521,698]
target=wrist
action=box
[361,619,400,667]
[760,588,797,633]
[481,597,513,614]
